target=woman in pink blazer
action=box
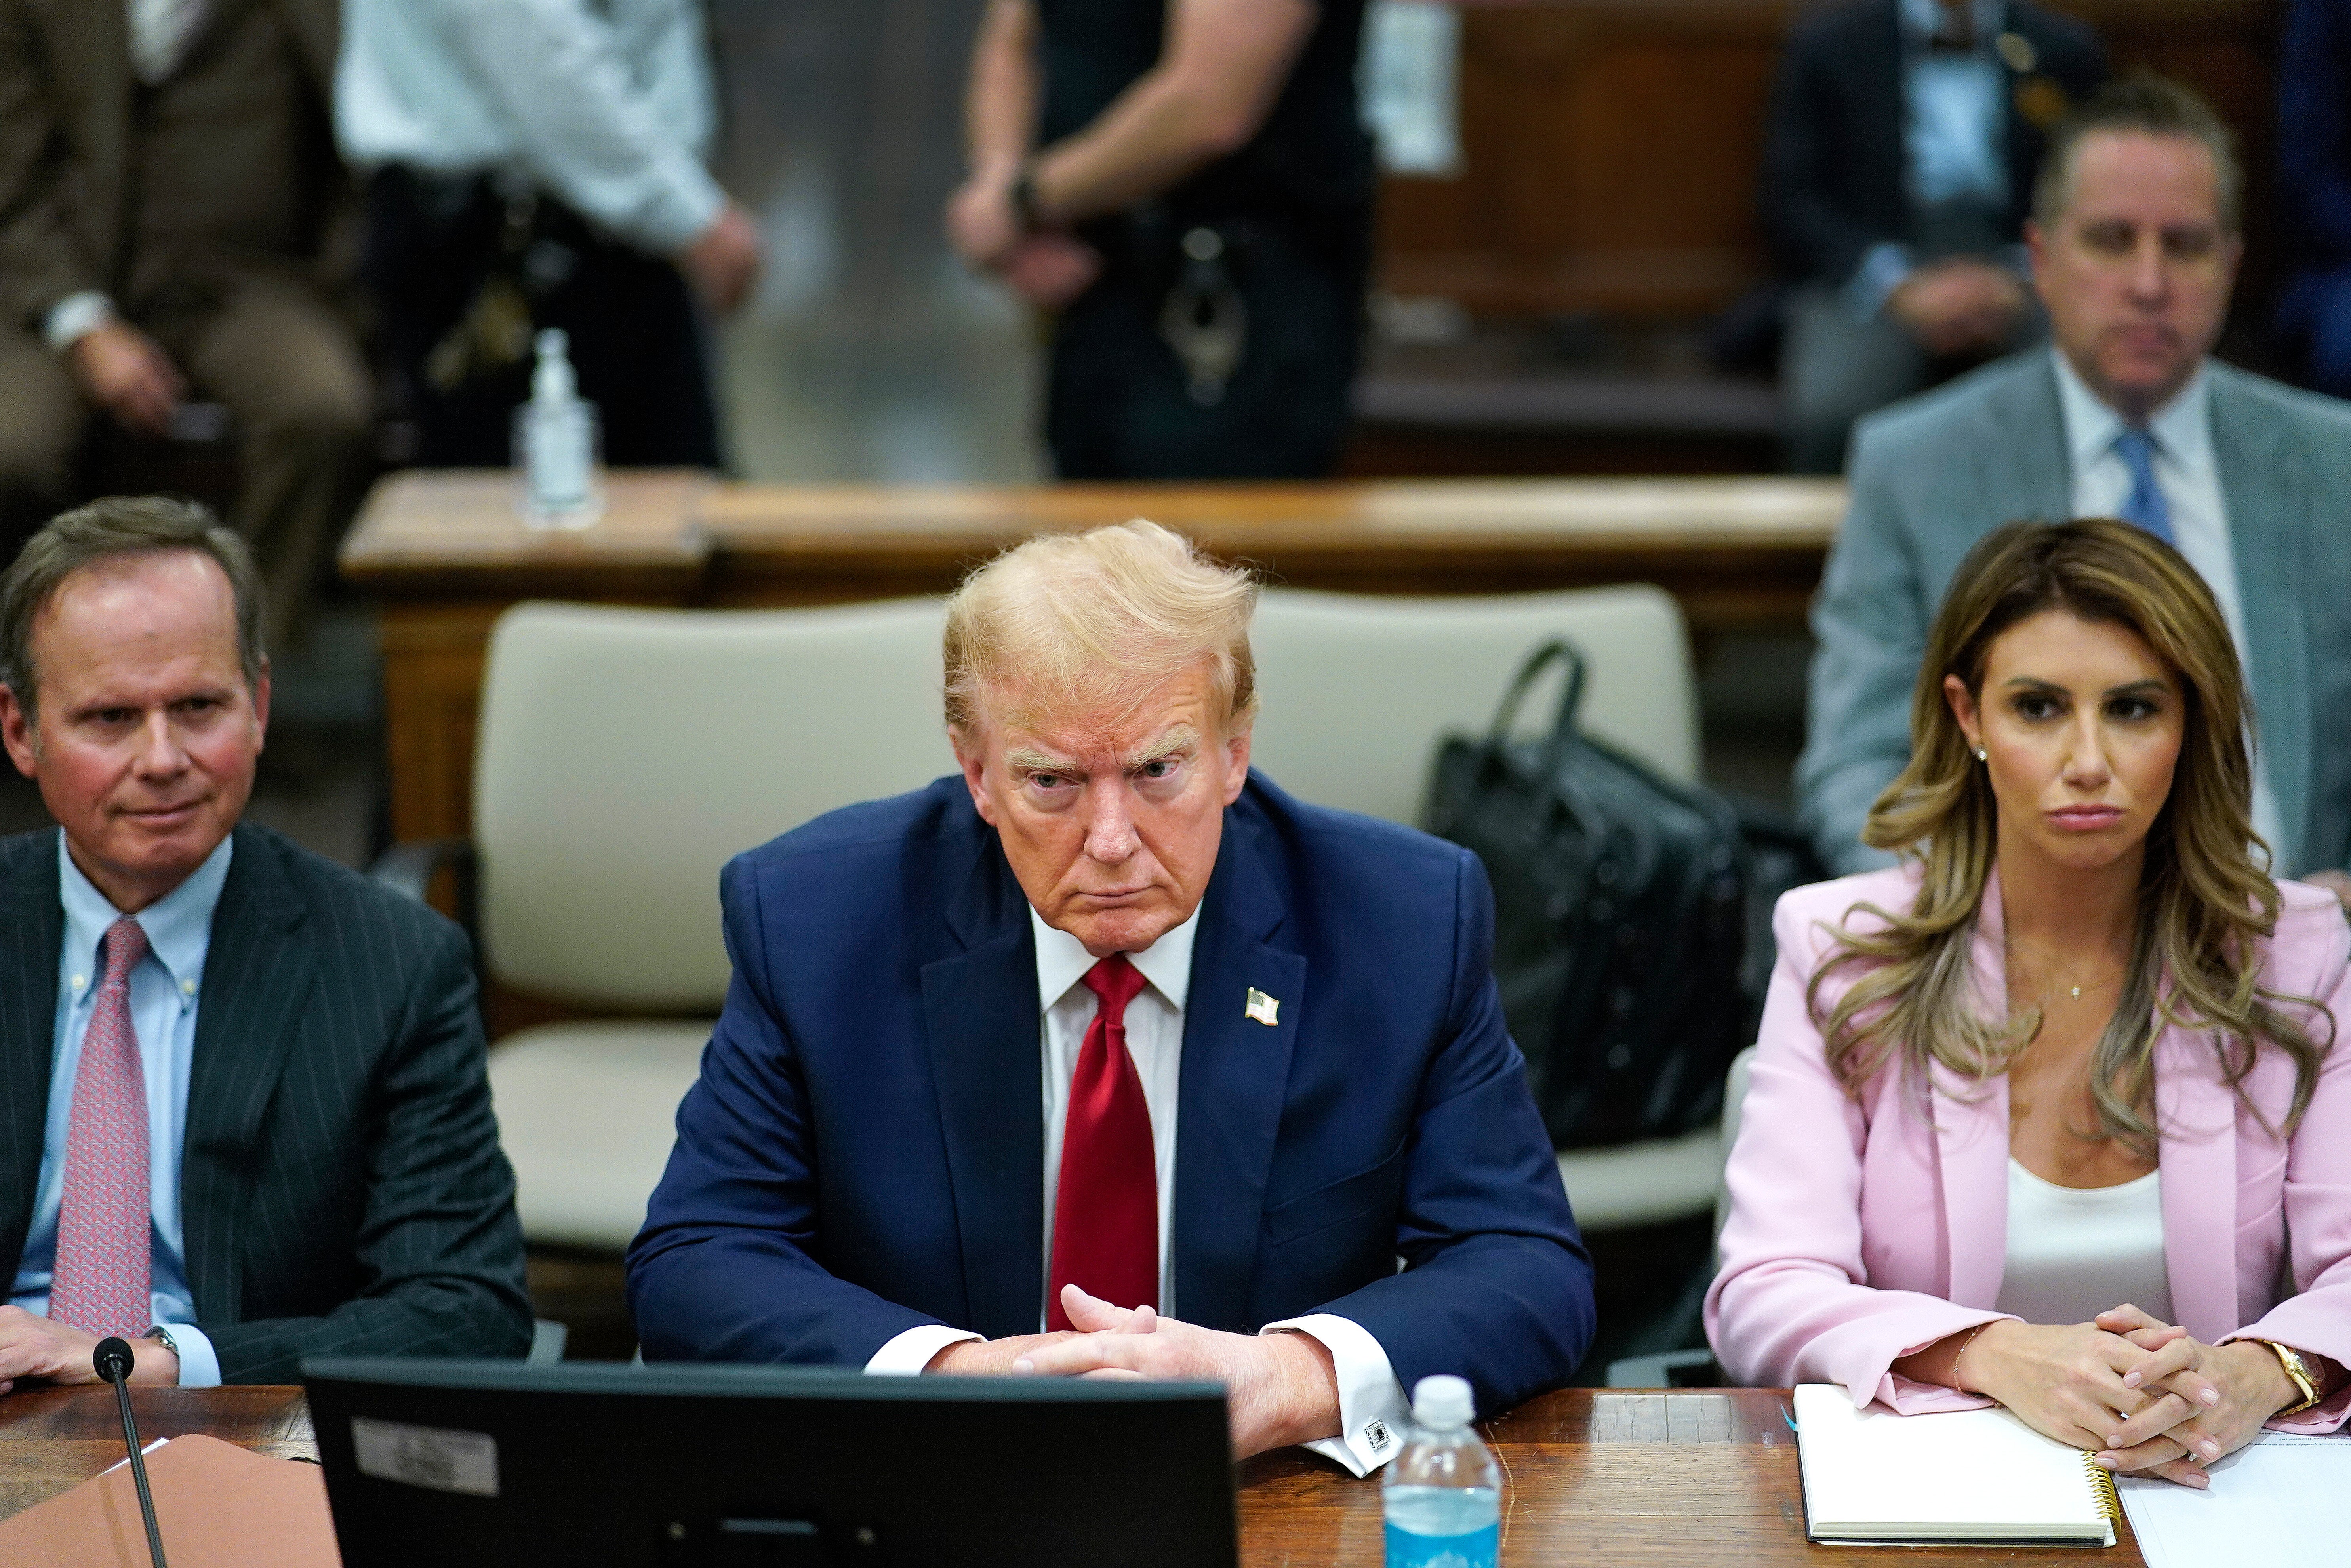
[1709,519,2350,1487]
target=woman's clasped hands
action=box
[1951,1304,2300,1488]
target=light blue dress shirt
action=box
[7,832,235,1387]
[1847,0,2016,318]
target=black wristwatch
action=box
[1009,166,1046,233]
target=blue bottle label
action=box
[1383,1522,1499,1568]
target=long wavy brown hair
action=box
[1809,520,2327,1154]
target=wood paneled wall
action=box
[1377,0,2284,320]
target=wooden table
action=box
[0,1385,2142,1565]
[339,470,1844,843]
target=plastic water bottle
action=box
[1383,1374,1500,1568]
[514,329,603,530]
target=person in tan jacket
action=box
[0,0,368,648]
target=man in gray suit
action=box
[0,497,529,1388]
[1800,77,2351,897]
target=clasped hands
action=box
[944,164,1102,310]
[924,1284,1342,1459]
[1952,1304,2304,1488]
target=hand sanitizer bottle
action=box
[514,328,603,530]
[1383,1374,1500,1568]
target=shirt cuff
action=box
[43,291,115,353]
[863,1324,982,1376]
[1843,242,1918,322]
[1261,1313,1411,1476]
[639,167,728,259]
[160,1323,221,1388]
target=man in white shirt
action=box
[335,0,762,468]
[1798,76,2351,901]
[0,0,368,650]
[627,520,1594,1472]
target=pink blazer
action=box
[1705,865,2351,1432]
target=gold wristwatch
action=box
[2250,1339,2323,1416]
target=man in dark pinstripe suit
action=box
[0,496,530,1389]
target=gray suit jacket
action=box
[1798,350,2351,878]
[0,822,530,1381]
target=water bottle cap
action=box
[1410,1374,1474,1429]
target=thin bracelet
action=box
[1951,1321,1997,1395]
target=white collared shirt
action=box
[865,906,1412,1476]
[2050,349,2288,866]
[128,0,209,84]
[334,0,724,257]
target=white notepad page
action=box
[2120,1433,2348,1568]
[1792,1384,2116,1545]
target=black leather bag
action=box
[1423,640,1750,1149]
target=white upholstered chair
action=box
[1250,585,1723,1233]
[467,598,953,1250]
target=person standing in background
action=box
[0,0,370,650]
[945,0,1374,480]
[337,0,762,469]
[1764,0,2105,472]
[2277,0,2351,398]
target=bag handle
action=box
[1483,638,1590,775]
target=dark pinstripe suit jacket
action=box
[0,821,531,1381]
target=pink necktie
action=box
[1046,955,1157,1332]
[49,918,153,1339]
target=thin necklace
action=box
[2006,938,2126,1003]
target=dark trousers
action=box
[364,170,722,469]
[1046,211,1368,480]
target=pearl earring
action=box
[1974,747,1988,762]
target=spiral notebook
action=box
[1792,1384,2120,1547]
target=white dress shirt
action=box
[335,0,725,258]
[7,833,236,1387]
[865,907,1413,1477]
[2052,349,2288,864]
[41,0,216,351]
[129,0,210,84]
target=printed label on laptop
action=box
[351,1416,501,1497]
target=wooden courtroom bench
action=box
[339,469,1843,846]
[1349,0,2286,475]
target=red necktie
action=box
[1046,954,1156,1331]
[50,918,154,1339]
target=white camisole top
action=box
[1992,1158,2174,1326]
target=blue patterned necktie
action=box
[2112,427,2174,544]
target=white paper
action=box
[2120,1432,2349,1568]
[1792,1385,2113,1545]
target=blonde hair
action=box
[942,520,1259,739]
[1811,519,2327,1155]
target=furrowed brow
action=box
[1124,725,1199,770]
[1005,746,1080,775]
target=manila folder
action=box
[0,1432,339,1567]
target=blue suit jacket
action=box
[626,773,1593,1417]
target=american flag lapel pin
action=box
[1245,987,1280,1027]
